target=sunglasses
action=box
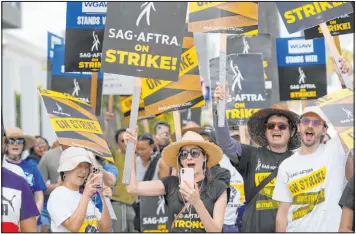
[6,138,25,145]
[300,118,322,127]
[178,148,205,161]
[265,122,288,130]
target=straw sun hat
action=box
[247,104,301,150]
[162,131,222,169]
[3,127,35,150]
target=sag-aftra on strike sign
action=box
[100,2,187,82]
[276,2,354,34]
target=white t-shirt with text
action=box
[48,186,102,232]
[273,134,346,232]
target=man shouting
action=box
[213,82,300,232]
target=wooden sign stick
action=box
[90,72,98,113]
[319,22,352,89]
[108,95,114,113]
[173,110,182,141]
[122,78,142,185]
[218,34,227,127]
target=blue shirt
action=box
[7,159,47,193]
[91,163,119,212]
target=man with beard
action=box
[273,106,352,232]
[213,83,300,232]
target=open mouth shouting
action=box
[304,129,315,141]
[186,162,196,169]
[272,132,282,139]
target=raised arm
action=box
[213,82,243,164]
[124,129,166,197]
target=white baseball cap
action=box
[300,106,329,127]
[57,147,92,173]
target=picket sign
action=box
[90,72,98,113]
[218,34,227,127]
[123,78,142,185]
[173,111,182,141]
[319,23,353,89]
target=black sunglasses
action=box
[6,138,25,145]
[265,122,288,130]
[178,148,205,161]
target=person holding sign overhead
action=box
[124,129,228,232]
[213,83,301,232]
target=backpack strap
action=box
[246,162,280,204]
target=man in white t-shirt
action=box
[273,106,350,232]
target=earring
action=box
[63,173,66,180]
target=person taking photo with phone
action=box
[47,147,111,232]
[124,129,228,233]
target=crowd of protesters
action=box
[1,71,355,232]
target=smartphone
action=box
[180,168,194,187]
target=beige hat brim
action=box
[57,155,92,173]
[162,139,222,169]
[182,127,202,135]
[3,133,35,150]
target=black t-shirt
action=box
[210,165,231,187]
[233,145,292,232]
[161,176,227,233]
[339,176,355,231]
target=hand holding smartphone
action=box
[180,168,194,188]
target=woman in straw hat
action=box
[47,147,112,232]
[124,129,228,232]
[3,127,47,215]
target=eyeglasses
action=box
[178,148,204,161]
[265,122,288,130]
[6,138,25,145]
[300,118,322,127]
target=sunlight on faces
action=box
[136,140,154,162]
[65,162,90,186]
[179,145,206,176]
[299,112,327,148]
[7,139,24,157]
[265,115,291,148]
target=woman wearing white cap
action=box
[47,147,111,232]
[124,130,228,232]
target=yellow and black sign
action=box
[100,2,188,82]
[276,2,354,34]
[188,2,258,34]
[119,94,149,123]
[304,11,354,39]
[141,31,205,116]
[38,87,113,162]
[316,89,354,152]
